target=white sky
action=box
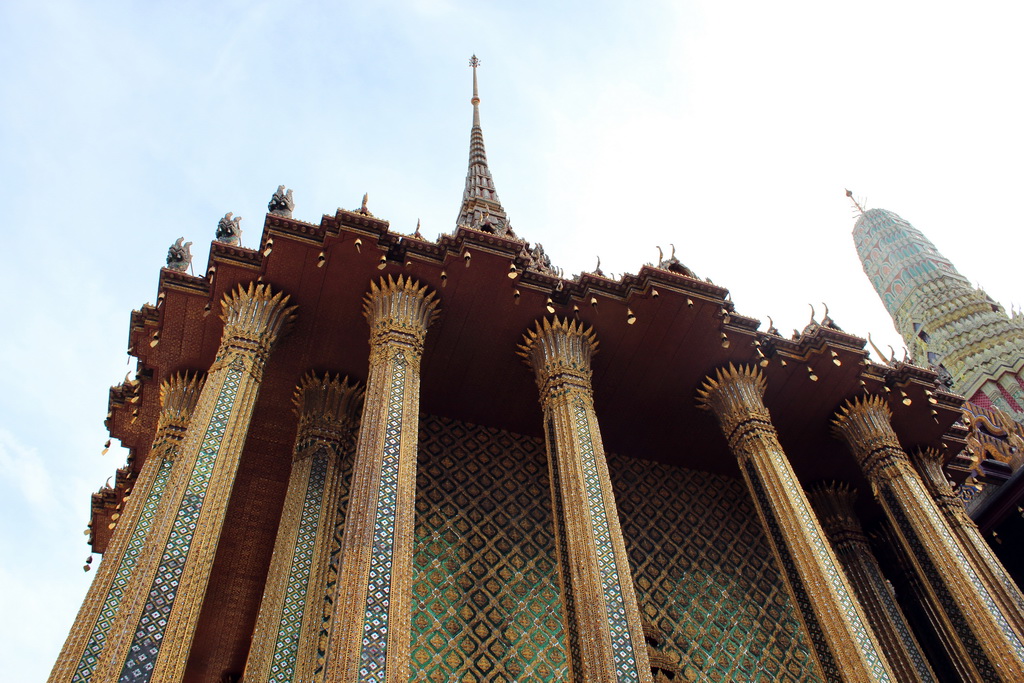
[2,1,1023,678]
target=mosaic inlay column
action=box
[808,483,937,683]
[833,395,1024,681]
[245,374,363,683]
[49,373,204,683]
[912,447,1024,646]
[94,283,296,683]
[325,275,439,683]
[696,364,893,683]
[518,317,652,683]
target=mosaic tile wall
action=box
[412,415,567,682]
[412,415,823,682]
[609,453,824,683]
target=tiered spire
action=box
[457,55,513,238]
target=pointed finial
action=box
[414,218,422,239]
[469,54,481,106]
[845,189,866,215]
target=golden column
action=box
[808,483,937,683]
[49,373,204,683]
[245,374,363,683]
[518,317,652,683]
[94,283,296,683]
[696,364,893,683]
[325,275,439,683]
[913,447,1024,639]
[833,395,1024,681]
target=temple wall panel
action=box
[411,414,821,683]
[412,415,567,682]
[609,452,823,683]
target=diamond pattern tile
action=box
[358,352,408,681]
[73,459,174,682]
[268,447,329,682]
[611,452,824,682]
[118,366,242,683]
[412,415,567,682]
[571,399,641,681]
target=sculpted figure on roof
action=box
[529,242,558,276]
[268,185,294,218]
[166,237,192,272]
[216,212,242,245]
[656,244,696,278]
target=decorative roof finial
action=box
[216,212,242,245]
[166,237,193,272]
[469,54,481,108]
[845,189,866,215]
[268,185,295,218]
[356,192,374,217]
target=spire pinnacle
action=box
[457,55,513,238]
[845,189,866,215]
[470,54,481,107]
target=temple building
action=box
[51,59,1024,682]
[852,200,1024,587]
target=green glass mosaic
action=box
[412,415,567,682]
[609,453,824,683]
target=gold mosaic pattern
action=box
[119,364,243,682]
[358,351,409,681]
[267,447,330,681]
[609,453,823,683]
[72,458,174,682]
[412,415,567,682]
[571,399,643,681]
[835,395,1024,679]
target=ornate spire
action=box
[853,206,1024,418]
[457,55,513,238]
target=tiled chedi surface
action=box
[411,414,820,682]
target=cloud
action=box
[0,428,61,520]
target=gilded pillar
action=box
[325,275,439,683]
[808,483,937,683]
[518,317,652,683]
[244,374,363,683]
[833,395,1024,681]
[49,373,204,683]
[912,447,1024,644]
[94,283,297,683]
[696,364,893,683]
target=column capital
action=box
[832,395,908,481]
[807,482,869,546]
[216,282,298,370]
[363,275,440,356]
[696,364,770,449]
[151,372,206,461]
[518,316,598,402]
[912,447,962,508]
[292,373,364,461]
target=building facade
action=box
[50,62,1024,682]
